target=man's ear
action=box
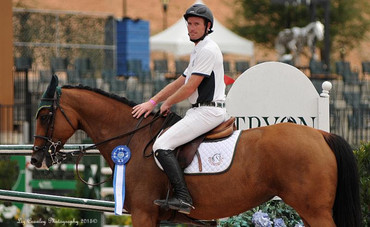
[207,21,211,32]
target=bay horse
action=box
[31,75,361,226]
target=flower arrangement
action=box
[251,210,303,227]
[0,204,21,226]
[219,200,304,226]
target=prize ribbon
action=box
[111,145,131,215]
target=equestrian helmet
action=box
[184,4,214,33]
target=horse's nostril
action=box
[31,158,37,165]
[31,157,43,168]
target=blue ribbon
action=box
[111,145,131,215]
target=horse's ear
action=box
[45,74,59,98]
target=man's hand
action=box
[160,101,172,116]
[132,101,155,118]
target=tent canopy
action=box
[150,17,254,57]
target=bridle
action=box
[33,87,173,185]
[34,88,77,166]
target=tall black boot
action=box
[154,149,194,214]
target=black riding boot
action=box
[154,149,194,214]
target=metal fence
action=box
[314,79,369,146]
[2,72,369,147]
[3,70,182,144]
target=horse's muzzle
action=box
[31,146,52,169]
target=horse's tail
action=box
[322,132,362,227]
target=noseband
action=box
[34,88,77,165]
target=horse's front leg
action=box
[287,40,297,54]
[130,208,160,227]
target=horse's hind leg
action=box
[300,210,335,227]
[284,193,335,227]
[280,172,336,226]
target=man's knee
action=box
[153,138,170,152]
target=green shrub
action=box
[30,206,81,226]
[105,214,132,225]
[354,142,370,226]
[0,158,19,190]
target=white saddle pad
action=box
[154,130,242,175]
[184,130,241,175]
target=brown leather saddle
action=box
[175,117,236,170]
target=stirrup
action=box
[154,199,169,209]
[154,198,194,215]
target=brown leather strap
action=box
[196,151,202,172]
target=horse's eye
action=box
[39,113,51,124]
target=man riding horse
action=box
[132,3,228,214]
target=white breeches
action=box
[153,106,228,151]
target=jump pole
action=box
[0,144,100,155]
[0,189,129,213]
[0,144,122,214]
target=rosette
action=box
[111,145,131,215]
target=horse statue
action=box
[31,75,362,226]
[275,21,324,64]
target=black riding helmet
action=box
[183,4,214,42]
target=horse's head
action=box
[31,75,78,169]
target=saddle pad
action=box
[184,130,241,175]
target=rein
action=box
[35,89,168,186]
[74,114,160,186]
[74,111,177,186]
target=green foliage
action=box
[29,206,55,227]
[105,214,132,225]
[354,142,370,226]
[30,206,82,226]
[53,207,81,227]
[233,0,370,53]
[0,158,19,190]
[219,200,302,226]
[232,0,309,44]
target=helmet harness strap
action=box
[189,20,210,43]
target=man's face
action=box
[187,16,208,41]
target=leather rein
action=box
[34,90,167,186]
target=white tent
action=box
[150,16,254,57]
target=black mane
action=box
[62,84,137,107]
[61,84,182,125]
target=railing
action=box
[1,103,368,147]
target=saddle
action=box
[176,117,236,170]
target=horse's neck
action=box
[63,89,136,142]
[306,22,319,35]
